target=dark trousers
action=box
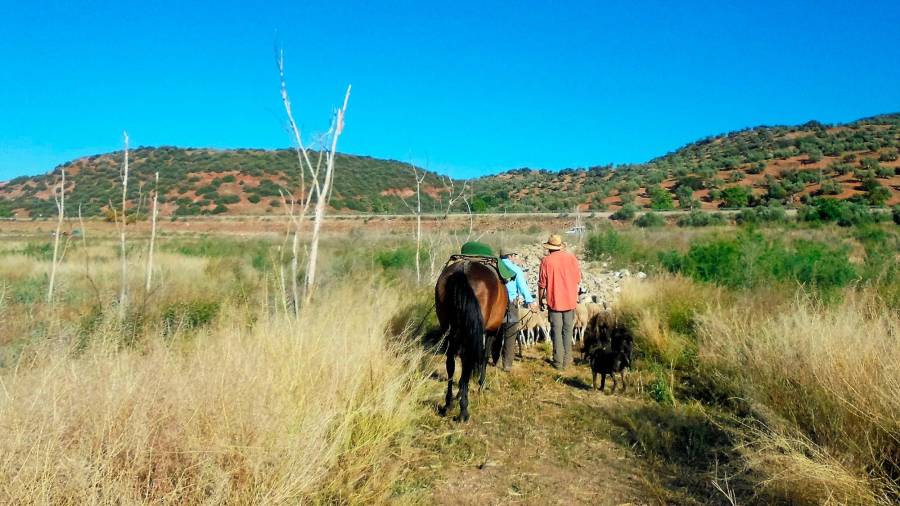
[549,309,574,369]
[492,301,521,370]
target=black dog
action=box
[583,313,633,393]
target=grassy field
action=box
[0,218,897,504]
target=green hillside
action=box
[1,114,898,218]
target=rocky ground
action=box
[514,242,646,310]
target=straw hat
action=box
[542,234,564,250]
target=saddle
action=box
[445,241,515,282]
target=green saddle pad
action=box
[459,241,515,281]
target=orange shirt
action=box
[538,250,581,311]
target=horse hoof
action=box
[454,413,470,423]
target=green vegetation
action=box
[3,114,897,217]
[634,211,666,228]
[660,230,857,293]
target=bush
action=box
[610,204,638,221]
[216,194,241,205]
[866,184,891,206]
[663,231,857,292]
[720,186,751,208]
[635,212,666,228]
[586,228,647,266]
[800,198,877,227]
[649,186,674,210]
[676,210,728,227]
[735,205,787,225]
[894,206,900,225]
[819,178,842,195]
[375,246,420,271]
[162,299,221,333]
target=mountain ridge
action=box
[1,113,898,218]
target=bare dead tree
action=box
[145,171,159,292]
[47,165,65,303]
[118,131,130,312]
[277,49,351,307]
[439,176,468,219]
[399,163,427,284]
[305,88,350,303]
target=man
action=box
[538,234,581,370]
[495,247,538,371]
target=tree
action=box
[47,165,66,303]
[806,149,823,164]
[278,49,352,310]
[676,185,695,210]
[399,163,427,284]
[610,204,638,221]
[635,211,665,228]
[721,186,751,208]
[649,185,674,210]
[863,178,891,206]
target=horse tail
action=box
[445,270,486,386]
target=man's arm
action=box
[515,266,534,304]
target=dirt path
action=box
[393,344,727,505]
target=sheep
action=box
[525,310,550,345]
[573,303,590,344]
[516,307,550,348]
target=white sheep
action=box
[573,303,590,344]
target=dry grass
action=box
[697,289,900,504]
[616,274,720,366]
[0,242,432,504]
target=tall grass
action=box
[697,289,900,504]
[0,238,432,503]
[617,272,900,504]
[609,221,899,503]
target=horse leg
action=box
[610,372,617,393]
[592,371,598,390]
[600,373,607,393]
[620,369,627,392]
[442,340,458,416]
[457,357,473,422]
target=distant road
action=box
[14,207,900,223]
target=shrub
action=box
[610,204,638,221]
[819,178,842,195]
[735,205,787,225]
[720,186,751,208]
[649,186,674,210]
[676,210,728,227]
[635,212,666,228]
[375,246,421,271]
[662,231,857,292]
[866,183,891,206]
[878,149,898,162]
[586,228,647,266]
[894,206,900,225]
[747,162,766,174]
[800,198,877,227]
[162,299,221,333]
[216,194,241,205]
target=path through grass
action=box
[393,344,751,505]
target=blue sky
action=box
[1,0,899,180]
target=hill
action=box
[1,114,898,218]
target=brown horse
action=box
[434,260,508,421]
